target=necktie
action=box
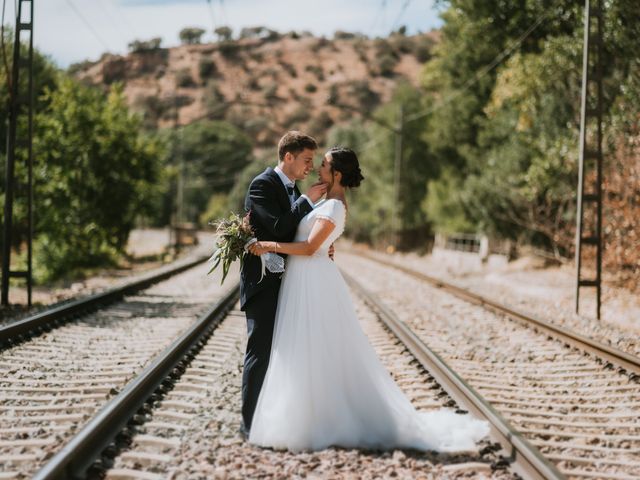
[286,184,296,205]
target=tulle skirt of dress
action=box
[249,255,489,452]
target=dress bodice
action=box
[294,199,346,257]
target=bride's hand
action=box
[248,241,272,256]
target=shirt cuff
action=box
[299,194,313,208]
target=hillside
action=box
[73,31,437,146]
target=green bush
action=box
[179,27,205,45]
[176,68,196,88]
[161,120,254,226]
[198,57,218,79]
[200,193,230,226]
[284,106,311,125]
[34,78,162,280]
[219,40,241,59]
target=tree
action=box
[162,120,254,225]
[179,27,206,45]
[128,37,162,53]
[33,78,162,279]
[327,84,437,248]
[0,29,61,268]
[417,0,640,266]
[214,26,233,41]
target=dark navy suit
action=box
[240,167,313,431]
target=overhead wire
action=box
[368,0,387,35]
[206,0,217,32]
[64,0,112,52]
[218,0,229,26]
[390,0,412,33]
[95,0,132,44]
[107,0,140,39]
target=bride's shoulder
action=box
[314,198,347,224]
[317,198,346,212]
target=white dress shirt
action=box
[274,165,313,208]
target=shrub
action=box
[203,81,226,118]
[305,64,324,81]
[280,61,297,77]
[334,30,356,40]
[263,82,278,100]
[200,193,229,227]
[307,111,334,141]
[199,57,218,79]
[412,35,435,62]
[304,83,317,93]
[176,68,196,88]
[284,106,311,125]
[34,79,161,280]
[179,27,206,45]
[219,40,241,59]
[348,80,379,110]
[327,83,339,104]
[214,26,233,41]
[128,37,162,53]
[67,59,95,76]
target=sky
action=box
[14,0,443,68]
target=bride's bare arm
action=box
[248,219,335,257]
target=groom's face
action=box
[287,148,316,181]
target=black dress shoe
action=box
[239,425,250,440]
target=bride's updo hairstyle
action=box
[327,146,364,188]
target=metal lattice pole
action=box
[2,0,34,306]
[575,0,604,319]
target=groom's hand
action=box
[306,182,328,203]
[328,243,335,261]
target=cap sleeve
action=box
[315,199,345,226]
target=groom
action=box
[240,131,327,437]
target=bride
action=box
[247,146,489,452]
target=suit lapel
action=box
[265,167,291,209]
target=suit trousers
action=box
[241,282,280,431]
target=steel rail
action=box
[32,281,241,480]
[353,250,640,377]
[343,272,565,480]
[0,254,210,348]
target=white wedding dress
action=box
[249,199,489,452]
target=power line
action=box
[107,0,140,39]
[65,0,112,52]
[390,0,412,33]
[206,0,217,32]
[359,136,387,153]
[368,0,387,34]
[404,10,550,124]
[218,0,229,26]
[95,0,132,43]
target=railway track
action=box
[13,282,519,479]
[94,286,516,480]
[342,251,640,479]
[0,256,238,479]
[4,249,639,478]
[0,254,210,346]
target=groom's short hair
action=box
[278,131,318,161]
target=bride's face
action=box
[318,153,334,186]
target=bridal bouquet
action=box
[208,212,255,284]
[208,212,284,284]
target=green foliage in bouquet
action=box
[208,212,254,284]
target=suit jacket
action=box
[240,167,313,309]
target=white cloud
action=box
[22,0,442,68]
